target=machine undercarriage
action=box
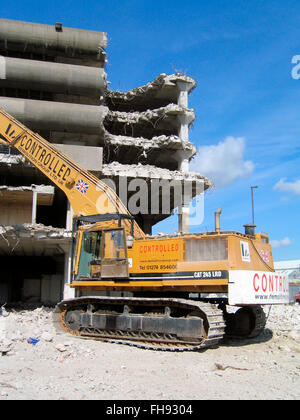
[55,296,266,351]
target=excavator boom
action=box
[0,109,145,239]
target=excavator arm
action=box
[0,109,145,238]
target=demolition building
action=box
[0,18,210,305]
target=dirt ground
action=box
[0,303,299,401]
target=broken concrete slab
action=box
[101,161,211,188]
[105,73,196,111]
[104,104,195,140]
[100,162,211,229]
[103,134,196,171]
[105,132,195,151]
[0,224,71,256]
[0,223,71,238]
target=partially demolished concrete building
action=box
[0,18,210,305]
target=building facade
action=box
[0,19,209,305]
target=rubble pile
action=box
[0,306,97,361]
[0,303,299,400]
[265,303,300,340]
[0,303,299,360]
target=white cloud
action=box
[190,136,254,188]
[270,237,292,249]
[273,178,300,195]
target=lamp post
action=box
[251,185,258,225]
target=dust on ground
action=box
[0,303,299,400]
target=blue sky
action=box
[1,0,300,261]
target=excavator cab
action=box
[73,215,132,281]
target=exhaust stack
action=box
[244,223,256,237]
[215,208,222,234]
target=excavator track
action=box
[224,305,266,339]
[55,297,226,351]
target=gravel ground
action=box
[0,303,299,401]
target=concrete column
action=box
[63,202,75,300]
[31,187,37,224]
[63,245,75,300]
[66,201,74,230]
[176,81,194,233]
[174,149,195,172]
[178,204,190,234]
[178,114,189,144]
[177,80,193,108]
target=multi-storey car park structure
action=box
[0,18,210,305]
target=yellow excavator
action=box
[0,109,289,350]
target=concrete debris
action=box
[0,70,201,184]
[1,303,299,357]
[105,132,195,150]
[0,347,11,356]
[0,304,299,400]
[0,306,99,360]
[55,343,67,352]
[0,185,54,194]
[0,305,9,317]
[41,332,53,342]
[265,304,300,339]
[102,161,212,186]
[0,153,26,165]
[0,185,35,193]
[104,104,195,143]
[106,73,196,110]
[0,223,71,239]
[106,104,195,126]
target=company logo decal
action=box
[76,179,89,194]
[261,250,269,263]
[240,241,251,262]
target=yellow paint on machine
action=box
[71,231,274,294]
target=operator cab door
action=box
[100,228,129,279]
